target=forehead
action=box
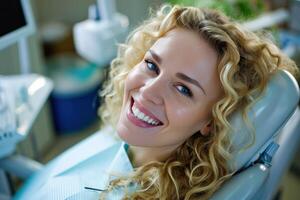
[150,28,218,73]
[148,28,221,99]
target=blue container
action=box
[50,85,100,133]
[48,55,105,134]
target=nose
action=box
[139,78,164,105]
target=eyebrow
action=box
[148,49,207,95]
[148,49,162,64]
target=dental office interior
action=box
[1,0,300,199]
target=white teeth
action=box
[132,104,160,125]
[152,120,158,125]
[137,112,144,119]
[144,116,150,121]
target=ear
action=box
[200,120,212,136]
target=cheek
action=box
[168,104,196,124]
[168,104,208,130]
[173,106,188,118]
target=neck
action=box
[128,144,180,168]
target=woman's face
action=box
[117,28,223,149]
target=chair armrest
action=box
[210,163,269,200]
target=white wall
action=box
[34,0,95,25]
[33,0,163,28]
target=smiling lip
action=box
[126,97,163,128]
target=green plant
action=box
[165,0,266,21]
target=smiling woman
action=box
[117,28,223,169]
[99,5,298,200]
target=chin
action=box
[116,125,145,147]
[116,122,134,143]
[116,126,127,141]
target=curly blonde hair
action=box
[99,5,298,200]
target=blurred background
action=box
[0,0,300,199]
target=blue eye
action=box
[145,60,160,74]
[176,85,193,97]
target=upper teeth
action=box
[132,104,160,125]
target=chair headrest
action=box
[228,70,299,172]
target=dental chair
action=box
[210,70,300,200]
[7,69,300,199]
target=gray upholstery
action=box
[229,70,299,171]
[211,70,300,200]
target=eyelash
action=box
[144,59,193,98]
[145,59,160,74]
